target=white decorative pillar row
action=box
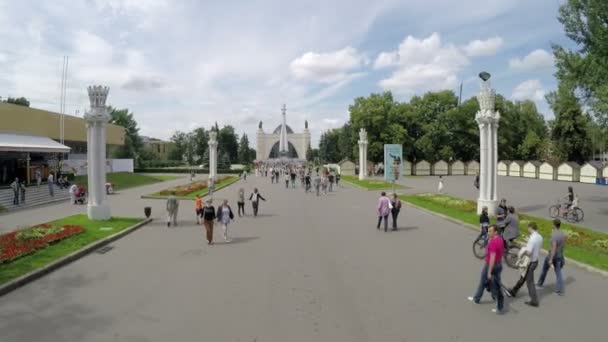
[358,128,368,181]
[208,131,218,179]
[84,85,111,220]
[475,77,501,215]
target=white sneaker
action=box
[491,308,503,314]
[467,296,474,302]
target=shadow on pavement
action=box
[517,204,547,212]
[394,226,419,232]
[216,236,259,245]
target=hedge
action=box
[134,168,243,174]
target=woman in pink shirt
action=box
[377,192,391,232]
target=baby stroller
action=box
[75,185,87,204]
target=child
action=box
[438,175,444,193]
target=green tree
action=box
[218,125,239,163]
[306,144,313,161]
[547,84,592,163]
[190,128,208,164]
[218,152,231,169]
[349,92,395,162]
[3,97,30,107]
[108,108,144,163]
[238,133,252,164]
[168,131,188,161]
[553,0,608,126]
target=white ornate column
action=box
[475,76,501,214]
[358,128,368,180]
[208,130,218,178]
[84,85,111,220]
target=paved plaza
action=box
[399,175,608,233]
[0,175,607,341]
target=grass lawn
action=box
[341,175,407,191]
[148,175,240,199]
[0,214,142,285]
[74,172,179,191]
[401,193,608,272]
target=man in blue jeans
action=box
[537,218,566,295]
[469,225,505,314]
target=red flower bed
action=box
[0,223,85,264]
[159,176,231,196]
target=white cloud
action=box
[509,49,554,71]
[463,36,504,57]
[373,52,399,69]
[512,79,545,102]
[376,33,469,95]
[290,47,365,83]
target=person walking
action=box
[505,222,543,307]
[195,194,203,224]
[314,173,321,196]
[35,168,42,188]
[495,199,508,232]
[47,172,55,197]
[69,183,79,205]
[19,180,26,204]
[537,219,566,296]
[328,172,335,192]
[473,172,480,190]
[468,225,505,314]
[305,173,311,193]
[335,173,341,187]
[377,191,391,232]
[290,170,297,189]
[437,175,444,193]
[237,188,246,217]
[479,206,490,240]
[201,199,216,245]
[390,193,402,231]
[284,172,290,189]
[249,188,266,217]
[321,174,328,195]
[217,199,235,242]
[166,192,179,227]
[10,177,19,205]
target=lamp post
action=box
[475,72,500,215]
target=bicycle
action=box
[472,227,520,269]
[548,198,584,223]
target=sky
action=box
[0,0,571,148]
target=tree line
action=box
[318,0,608,165]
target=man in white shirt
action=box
[505,222,543,307]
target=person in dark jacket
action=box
[390,193,402,231]
[201,199,216,245]
[479,206,490,240]
[249,188,266,217]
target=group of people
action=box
[164,186,268,245]
[376,192,402,231]
[470,198,567,314]
[261,164,341,197]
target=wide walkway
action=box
[0,175,606,341]
[399,175,608,233]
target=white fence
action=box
[62,159,134,176]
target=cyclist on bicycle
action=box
[503,206,520,248]
[479,206,490,240]
[495,199,508,233]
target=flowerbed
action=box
[0,224,85,264]
[401,193,608,271]
[158,176,231,196]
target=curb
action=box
[140,178,241,200]
[0,218,153,297]
[0,196,70,216]
[402,201,608,278]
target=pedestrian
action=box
[305,173,311,193]
[479,206,490,240]
[243,170,247,181]
[537,219,566,296]
[201,199,216,245]
[10,177,19,205]
[284,172,290,189]
[69,183,79,204]
[495,199,508,232]
[190,170,195,182]
[505,222,543,307]
[390,193,402,231]
[437,175,444,193]
[474,172,480,190]
[377,191,391,232]
[335,173,341,187]
[314,173,321,196]
[48,172,54,196]
[237,187,246,216]
[35,168,42,188]
[328,171,335,192]
[19,180,26,204]
[195,194,203,224]
[207,177,215,198]
[217,199,235,242]
[166,191,179,227]
[290,170,297,189]
[321,174,328,195]
[503,206,520,247]
[249,188,266,217]
[468,225,505,314]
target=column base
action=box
[359,173,366,181]
[87,203,112,220]
[477,198,498,216]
